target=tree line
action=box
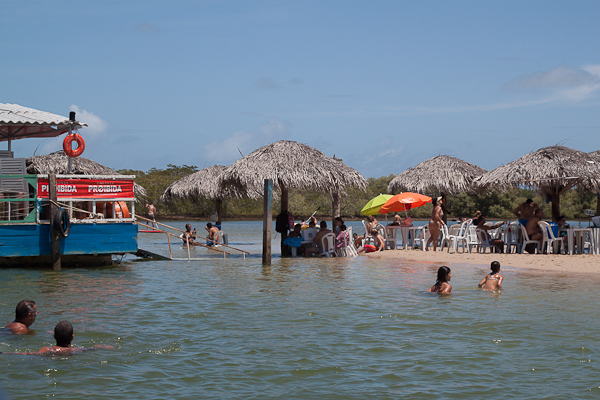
[119,165,599,221]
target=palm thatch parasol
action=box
[588,150,600,215]
[388,155,487,196]
[220,140,367,252]
[26,151,146,198]
[161,165,249,223]
[475,146,600,221]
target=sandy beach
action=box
[366,248,600,274]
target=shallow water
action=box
[1,220,600,399]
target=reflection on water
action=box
[1,221,600,399]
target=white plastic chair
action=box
[505,222,522,254]
[384,226,397,250]
[439,224,451,251]
[319,233,336,257]
[447,221,469,253]
[344,227,359,257]
[539,221,562,254]
[418,225,430,251]
[476,229,493,253]
[519,224,540,254]
[362,220,375,245]
[466,225,479,253]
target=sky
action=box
[2,0,599,179]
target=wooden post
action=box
[262,179,273,265]
[332,188,341,231]
[215,199,223,225]
[49,174,61,270]
[280,184,289,256]
[550,192,560,223]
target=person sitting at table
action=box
[305,221,332,256]
[474,214,505,253]
[513,198,539,226]
[335,224,350,251]
[388,213,402,226]
[525,208,544,252]
[358,229,385,253]
[355,215,376,248]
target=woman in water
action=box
[426,197,444,251]
[429,266,452,293]
[478,261,503,291]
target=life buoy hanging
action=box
[63,133,85,157]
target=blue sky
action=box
[2,0,599,178]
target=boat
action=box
[0,103,138,267]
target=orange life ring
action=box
[63,133,85,157]
[114,201,130,219]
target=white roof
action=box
[0,103,78,126]
[0,103,85,142]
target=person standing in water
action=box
[429,266,452,293]
[4,300,37,334]
[146,203,157,228]
[478,261,503,291]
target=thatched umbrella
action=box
[388,155,487,195]
[388,155,487,223]
[475,146,600,221]
[219,140,367,253]
[589,150,600,215]
[26,151,147,198]
[161,165,249,223]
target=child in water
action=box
[429,266,452,293]
[478,261,503,291]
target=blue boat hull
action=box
[0,222,138,257]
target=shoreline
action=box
[364,248,600,274]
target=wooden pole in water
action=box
[49,174,61,270]
[280,183,289,257]
[262,179,273,265]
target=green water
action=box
[1,221,600,399]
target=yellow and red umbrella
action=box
[379,192,432,214]
[360,194,394,216]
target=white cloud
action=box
[69,105,109,139]
[202,117,291,164]
[36,105,108,155]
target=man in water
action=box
[3,320,113,355]
[305,221,332,256]
[146,203,157,228]
[205,222,220,246]
[4,300,37,334]
[182,223,196,245]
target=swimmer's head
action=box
[15,300,36,325]
[437,266,451,282]
[491,261,501,273]
[54,320,74,347]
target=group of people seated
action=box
[181,222,220,246]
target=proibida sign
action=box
[37,178,135,199]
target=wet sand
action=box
[365,249,600,274]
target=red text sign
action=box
[37,178,135,199]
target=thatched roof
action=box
[474,146,600,194]
[387,155,487,195]
[219,140,367,197]
[161,165,247,201]
[26,151,147,198]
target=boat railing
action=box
[0,174,138,224]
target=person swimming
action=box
[478,261,503,291]
[429,266,452,293]
[3,300,37,334]
[2,320,113,356]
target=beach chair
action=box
[466,225,479,253]
[362,220,374,245]
[439,224,451,251]
[345,226,359,257]
[384,226,397,250]
[476,229,493,253]
[519,224,540,254]
[418,225,430,251]
[447,220,469,253]
[505,221,521,254]
[319,233,336,257]
[539,221,562,254]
